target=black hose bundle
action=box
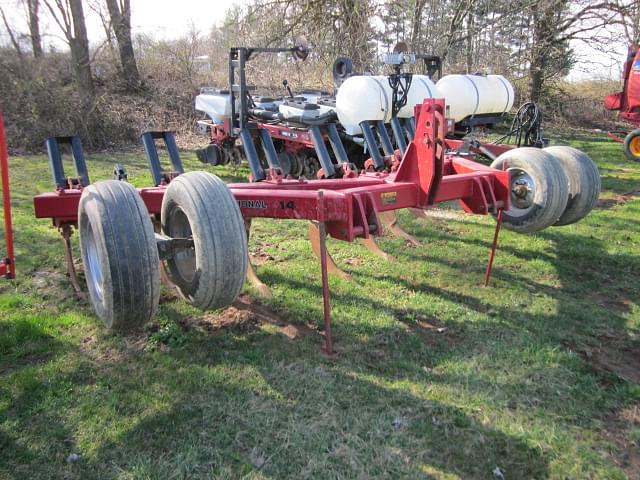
[388,73,412,118]
[494,102,545,147]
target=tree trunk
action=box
[68,0,94,100]
[410,0,426,48]
[26,0,43,57]
[466,9,474,73]
[105,0,141,89]
[528,56,544,102]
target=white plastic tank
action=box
[336,75,393,135]
[398,74,437,118]
[435,74,514,122]
[195,91,233,124]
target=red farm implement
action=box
[21,95,601,353]
[604,45,640,160]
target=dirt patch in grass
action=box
[250,248,276,266]
[398,313,464,347]
[181,306,260,334]
[597,190,640,209]
[79,335,122,363]
[413,318,464,346]
[180,295,316,340]
[0,352,54,374]
[601,405,640,479]
[78,333,149,367]
[345,256,363,267]
[31,270,77,302]
[575,333,640,384]
[589,291,634,314]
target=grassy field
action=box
[1,133,639,479]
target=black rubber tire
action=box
[623,129,640,161]
[207,144,221,166]
[161,171,247,310]
[79,180,160,331]
[490,147,569,233]
[544,146,601,226]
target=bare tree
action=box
[104,0,141,89]
[24,0,43,57]
[614,0,640,45]
[43,0,94,100]
[525,0,622,101]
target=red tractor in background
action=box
[604,44,640,160]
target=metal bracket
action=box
[45,136,90,190]
[141,131,184,186]
[155,233,194,261]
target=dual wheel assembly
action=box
[78,172,248,331]
[490,146,601,233]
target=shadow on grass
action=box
[16,331,549,479]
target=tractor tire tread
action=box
[161,171,247,310]
[79,180,160,331]
[544,146,600,226]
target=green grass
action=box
[1,134,639,479]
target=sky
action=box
[106,0,243,40]
[1,0,244,46]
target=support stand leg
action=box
[484,209,503,287]
[244,219,272,297]
[308,222,352,281]
[60,225,85,299]
[379,211,421,247]
[317,192,333,355]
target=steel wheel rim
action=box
[85,222,104,304]
[507,167,536,216]
[168,207,197,283]
[630,136,640,157]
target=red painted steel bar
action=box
[484,208,504,287]
[317,190,333,354]
[33,100,512,252]
[0,113,15,279]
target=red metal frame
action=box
[200,117,317,150]
[607,131,628,144]
[0,113,16,279]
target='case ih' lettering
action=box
[238,199,267,209]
